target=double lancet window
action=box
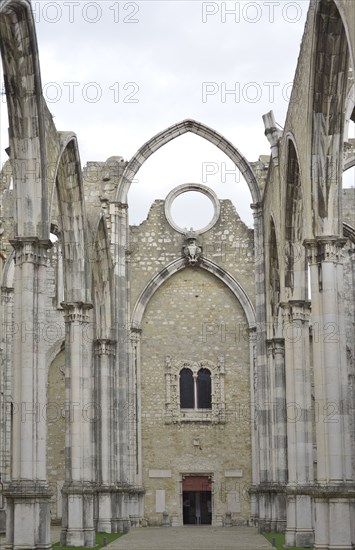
[179,367,212,409]
[165,357,225,424]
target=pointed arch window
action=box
[169,360,223,422]
[197,368,212,409]
[179,367,212,410]
[180,368,195,408]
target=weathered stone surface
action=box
[0,0,354,548]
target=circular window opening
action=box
[165,184,220,234]
[170,191,215,232]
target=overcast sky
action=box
[1,1,353,228]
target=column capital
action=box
[94,339,116,356]
[1,286,14,302]
[130,325,142,343]
[266,338,285,357]
[111,201,128,212]
[281,300,311,322]
[250,202,263,218]
[304,237,347,264]
[61,302,93,323]
[10,237,52,266]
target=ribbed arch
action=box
[269,216,280,317]
[116,119,261,205]
[0,0,48,238]
[131,257,256,330]
[311,0,350,235]
[55,135,91,304]
[92,215,113,339]
[285,139,305,294]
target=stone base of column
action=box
[116,518,130,533]
[112,484,145,533]
[254,484,287,533]
[60,482,95,547]
[285,494,314,548]
[248,484,258,527]
[4,481,52,550]
[96,488,114,533]
[314,497,353,550]
[257,492,271,532]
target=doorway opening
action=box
[182,475,212,525]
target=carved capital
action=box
[1,286,14,303]
[288,300,311,322]
[273,338,285,356]
[266,338,285,358]
[250,202,263,218]
[281,300,310,323]
[10,237,52,267]
[61,302,93,323]
[130,326,142,343]
[304,239,318,265]
[94,339,116,356]
[317,237,347,263]
[304,237,347,265]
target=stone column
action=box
[248,327,259,527]
[111,201,130,487]
[60,302,95,547]
[273,339,287,532]
[1,286,14,533]
[266,338,287,533]
[251,203,272,531]
[306,238,353,550]
[282,300,314,548]
[130,328,142,487]
[4,238,52,550]
[95,339,116,532]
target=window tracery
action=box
[165,356,226,424]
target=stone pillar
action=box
[60,302,95,547]
[4,238,52,550]
[266,338,287,533]
[130,328,142,487]
[282,300,314,548]
[0,287,14,532]
[273,339,287,532]
[116,484,130,533]
[248,327,259,527]
[306,238,353,550]
[251,203,271,531]
[111,201,130,487]
[94,339,116,532]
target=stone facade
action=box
[129,199,254,526]
[0,0,354,549]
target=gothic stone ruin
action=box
[0,0,354,548]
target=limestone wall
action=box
[129,196,255,526]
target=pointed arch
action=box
[116,119,261,205]
[131,257,256,330]
[55,134,91,304]
[92,214,114,339]
[0,0,49,238]
[285,138,306,296]
[311,0,350,235]
[269,216,280,318]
